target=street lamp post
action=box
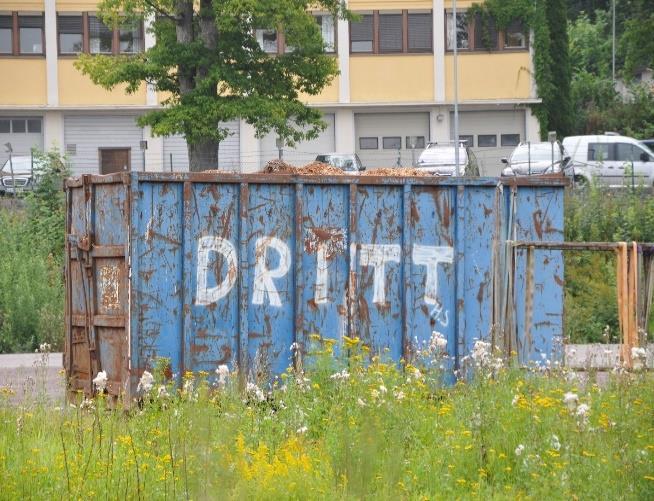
[453,0,460,176]
[4,142,14,197]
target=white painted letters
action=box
[196,236,238,305]
[314,243,329,304]
[252,236,291,307]
[358,244,401,305]
[412,245,454,305]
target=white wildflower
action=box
[246,382,266,402]
[137,371,154,393]
[429,331,448,353]
[296,426,308,434]
[515,444,525,456]
[378,385,388,395]
[563,392,579,411]
[329,369,350,381]
[357,398,366,407]
[512,394,520,407]
[394,390,405,401]
[576,403,590,418]
[216,365,230,386]
[157,385,169,399]
[631,347,647,371]
[80,398,95,412]
[550,434,561,451]
[92,370,108,393]
[39,343,52,353]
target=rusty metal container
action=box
[65,172,565,399]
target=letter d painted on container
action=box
[196,236,238,305]
[253,236,291,307]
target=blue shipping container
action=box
[64,173,565,399]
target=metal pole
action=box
[8,151,15,198]
[528,141,531,176]
[170,153,173,172]
[612,0,616,84]
[551,141,554,175]
[453,0,460,176]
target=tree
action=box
[76,1,349,171]
[544,0,573,137]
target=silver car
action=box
[416,142,480,176]
[315,153,366,174]
[0,156,40,194]
[501,142,571,177]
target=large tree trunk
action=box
[188,140,219,172]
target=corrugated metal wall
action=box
[162,121,240,172]
[64,114,145,175]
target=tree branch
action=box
[143,0,178,22]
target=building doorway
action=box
[99,148,131,174]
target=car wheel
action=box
[573,176,589,190]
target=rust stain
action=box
[99,265,121,310]
[304,227,345,256]
[191,343,209,354]
[358,295,370,324]
[307,298,318,311]
[554,274,565,286]
[410,199,420,224]
[483,205,492,217]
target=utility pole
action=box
[612,0,616,83]
[453,0,460,176]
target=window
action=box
[256,29,278,54]
[478,135,497,147]
[383,136,402,149]
[89,15,113,54]
[473,14,498,50]
[0,16,12,54]
[504,20,526,49]
[315,14,335,52]
[588,143,611,161]
[11,119,25,133]
[379,13,402,53]
[119,20,143,54]
[359,137,378,150]
[19,15,43,54]
[406,136,426,149]
[459,135,474,147]
[501,134,521,147]
[58,15,83,54]
[446,12,469,50]
[0,120,9,133]
[408,13,432,52]
[351,14,373,53]
[615,143,639,161]
[27,119,41,133]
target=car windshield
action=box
[0,157,34,174]
[317,155,359,170]
[639,142,654,156]
[510,144,562,164]
[423,146,467,164]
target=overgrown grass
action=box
[564,185,654,343]
[1,340,652,499]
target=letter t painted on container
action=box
[358,244,401,304]
[412,245,454,304]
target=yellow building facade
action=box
[0,0,540,174]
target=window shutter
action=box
[408,13,432,51]
[0,16,12,29]
[19,16,44,29]
[58,16,82,34]
[379,14,402,52]
[89,16,111,37]
[351,14,373,52]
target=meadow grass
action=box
[0,337,653,500]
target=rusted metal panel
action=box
[65,173,565,398]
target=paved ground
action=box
[0,352,65,405]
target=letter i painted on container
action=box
[196,236,238,305]
[358,244,401,304]
[412,245,454,305]
[253,236,291,307]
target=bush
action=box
[0,149,68,353]
[564,185,654,342]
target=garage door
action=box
[64,114,144,176]
[355,112,429,168]
[0,116,44,166]
[260,114,335,168]
[451,110,526,176]
[163,121,240,172]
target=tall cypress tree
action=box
[544,0,573,137]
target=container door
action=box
[65,176,129,397]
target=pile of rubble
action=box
[263,159,431,177]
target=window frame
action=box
[382,136,402,150]
[359,137,379,150]
[477,134,498,148]
[500,134,521,147]
[257,14,339,56]
[57,13,84,55]
[350,10,433,55]
[445,10,529,53]
[0,12,45,57]
[314,13,337,54]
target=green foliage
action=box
[468,0,571,138]
[564,186,654,342]
[1,351,653,499]
[75,0,351,169]
[620,1,654,77]
[0,150,68,353]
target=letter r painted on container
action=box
[253,236,291,307]
[196,236,238,305]
[412,245,454,305]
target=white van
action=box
[562,134,654,187]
